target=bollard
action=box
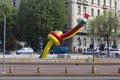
[37,67,40,73]
[86,57,90,62]
[65,67,67,74]
[85,59,88,62]
[9,67,12,73]
[118,68,120,73]
[91,65,96,73]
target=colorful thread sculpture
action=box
[39,14,89,59]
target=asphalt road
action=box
[0,63,120,78]
[0,64,120,74]
[0,77,120,80]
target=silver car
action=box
[101,48,120,57]
[82,49,100,55]
[16,47,34,54]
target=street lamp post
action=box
[2,14,6,74]
[92,25,95,62]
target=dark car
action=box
[50,46,69,54]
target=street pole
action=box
[92,24,95,62]
[2,14,6,74]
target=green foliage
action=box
[17,0,67,46]
[0,0,18,51]
[88,11,120,37]
[88,11,120,50]
[6,35,18,51]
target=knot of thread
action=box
[48,31,64,46]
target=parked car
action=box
[50,46,69,54]
[101,48,120,57]
[16,47,34,54]
[82,48,100,55]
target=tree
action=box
[0,0,18,51]
[17,0,67,49]
[88,11,120,57]
[6,35,18,51]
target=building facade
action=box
[65,0,120,52]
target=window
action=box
[78,6,81,14]
[104,0,106,5]
[83,38,87,46]
[91,0,94,5]
[109,0,112,8]
[98,0,100,6]
[83,7,86,15]
[91,8,94,16]
[115,1,117,9]
[97,9,100,16]
[12,0,16,7]
[78,37,81,46]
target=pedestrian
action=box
[73,46,78,54]
[74,46,76,54]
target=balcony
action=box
[103,5,107,9]
[83,1,88,5]
[77,0,83,4]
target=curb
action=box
[0,62,120,65]
[0,73,120,77]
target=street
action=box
[0,61,120,77]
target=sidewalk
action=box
[0,53,93,59]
